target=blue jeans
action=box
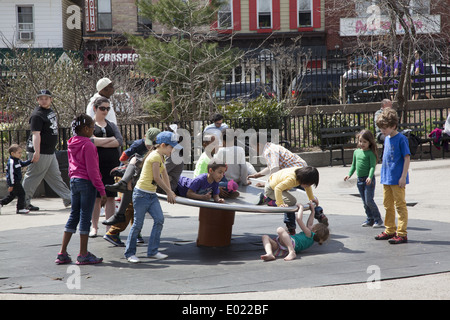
[125,188,164,258]
[64,178,96,235]
[357,177,382,222]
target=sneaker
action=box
[374,232,396,240]
[17,208,30,214]
[105,180,128,193]
[373,220,384,228]
[361,220,374,227]
[388,235,408,244]
[266,199,277,207]
[76,252,103,265]
[127,255,140,263]
[103,234,125,247]
[55,252,72,264]
[314,206,329,226]
[27,204,39,211]
[102,213,126,225]
[148,252,168,260]
[137,233,145,243]
[89,228,97,238]
[256,192,265,205]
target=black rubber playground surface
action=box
[1,212,450,295]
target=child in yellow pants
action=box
[374,108,410,244]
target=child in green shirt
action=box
[194,134,217,177]
[344,129,383,228]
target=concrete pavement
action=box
[1,158,450,300]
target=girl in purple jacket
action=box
[55,114,107,265]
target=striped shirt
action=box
[263,143,307,171]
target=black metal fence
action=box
[1,105,448,173]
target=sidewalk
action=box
[1,158,450,299]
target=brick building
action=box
[324,0,450,54]
[82,0,329,67]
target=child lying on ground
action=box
[176,160,225,203]
[261,202,329,261]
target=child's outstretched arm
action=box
[295,204,312,238]
[187,189,212,201]
[153,162,176,204]
[213,194,225,203]
[306,202,315,230]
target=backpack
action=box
[401,129,421,156]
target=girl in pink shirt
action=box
[55,114,106,265]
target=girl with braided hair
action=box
[55,114,106,265]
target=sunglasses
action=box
[98,106,111,112]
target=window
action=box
[355,1,387,17]
[218,0,233,29]
[17,6,34,41]
[410,0,430,15]
[137,7,152,31]
[258,0,272,28]
[298,0,311,27]
[97,0,112,30]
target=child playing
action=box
[213,130,250,197]
[176,160,225,203]
[1,144,32,214]
[264,166,326,234]
[55,114,107,265]
[344,129,383,228]
[193,134,217,178]
[261,202,330,261]
[375,108,410,244]
[124,131,180,263]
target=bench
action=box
[319,125,364,166]
[432,120,450,158]
[398,122,434,160]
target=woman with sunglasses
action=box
[90,97,123,238]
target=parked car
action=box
[290,70,343,105]
[349,64,450,102]
[215,81,276,101]
[411,64,450,98]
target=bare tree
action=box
[327,0,449,120]
[0,38,157,127]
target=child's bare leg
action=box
[261,235,277,261]
[277,227,296,261]
[79,234,89,256]
[59,231,73,254]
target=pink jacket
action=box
[68,135,106,196]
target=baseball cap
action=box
[156,131,182,150]
[145,127,161,146]
[37,89,52,97]
[96,78,113,92]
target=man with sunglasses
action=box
[86,77,117,124]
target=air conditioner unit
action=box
[19,31,33,40]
